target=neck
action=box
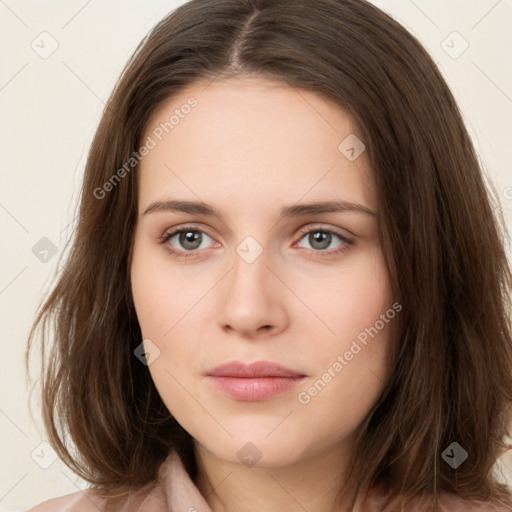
[193,441,358,512]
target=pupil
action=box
[311,231,330,250]
[181,231,200,249]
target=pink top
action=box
[26,451,212,512]
[25,451,512,512]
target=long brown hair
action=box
[26,0,512,510]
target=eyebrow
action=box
[142,199,376,220]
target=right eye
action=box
[159,226,218,258]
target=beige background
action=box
[1,1,511,510]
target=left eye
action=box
[295,229,347,252]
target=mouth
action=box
[206,361,306,401]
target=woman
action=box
[26,0,512,510]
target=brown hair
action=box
[26,0,512,510]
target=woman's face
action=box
[130,75,396,468]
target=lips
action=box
[208,361,304,378]
[206,361,306,401]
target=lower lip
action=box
[208,376,305,401]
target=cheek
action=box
[130,239,199,338]
[293,249,395,413]
[296,248,393,354]
[130,240,212,388]
[130,246,199,411]
[131,269,168,338]
[295,319,393,449]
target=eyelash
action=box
[157,224,354,260]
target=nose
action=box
[217,247,289,339]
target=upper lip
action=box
[207,361,305,378]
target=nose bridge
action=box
[216,234,287,336]
[229,234,271,297]
[234,234,266,268]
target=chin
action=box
[195,428,323,470]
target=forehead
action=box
[138,75,376,214]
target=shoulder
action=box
[24,489,106,512]
[364,487,512,512]
[23,481,165,512]
[437,491,512,511]
[23,452,183,512]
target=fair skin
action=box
[130,75,396,512]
